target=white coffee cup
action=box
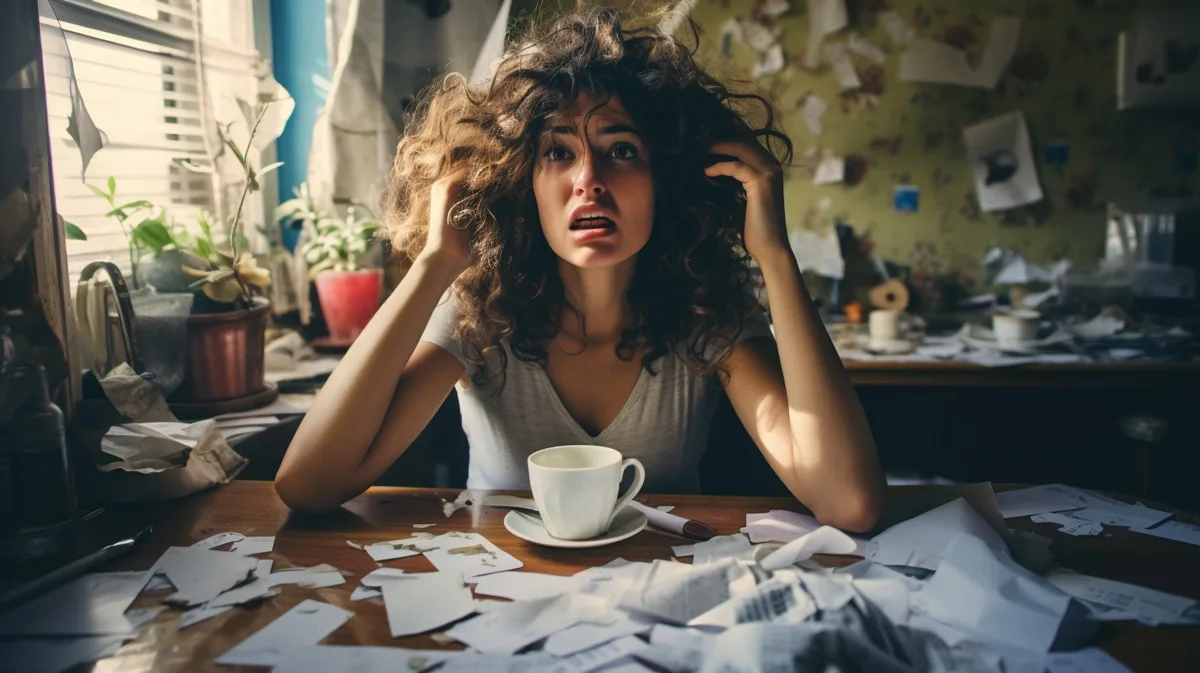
[528,445,645,540]
[868,309,901,341]
[992,309,1040,348]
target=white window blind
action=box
[42,0,264,283]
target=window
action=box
[41,0,266,284]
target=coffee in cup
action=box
[527,445,645,540]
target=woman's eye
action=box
[609,144,638,160]
[544,146,572,162]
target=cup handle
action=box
[608,458,646,528]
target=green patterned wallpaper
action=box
[678,0,1199,291]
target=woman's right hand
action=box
[419,172,472,276]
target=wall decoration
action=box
[963,111,1043,212]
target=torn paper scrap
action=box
[216,599,353,667]
[230,536,275,556]
[996,485,1085,519]
[536,635,650,673]
[207,559,278,607]
[442,491,481,518]
[268,568,346,589]
[759,526,858,571]
[1133,519,1200,546]
[619,559,748,624]
[689,570,817,627]
[813,156,845,185]
[824,42,861,90]
[656,505,675,513]
[1003,485,1172,529]
[193,531,245,550]
[848,32,887,63]
[471,571,579,602]
[911,535,1096,652]
[788,227,845,280]
[744,510,821,543]
[542,616,654,657]
[446,592,608,655]
[150,546,258,606]
[753,43,786,78]
[360,568,408,587]
[671,544,695,558]
[413,523,437,529]
[805,0,849,69]
[423,532,523,581]
[272,645,462,673]
[1031,512,1104,536]
[178,603,235,629]
[382,572,475,637]
[963,111,1043,212]
[758,0,790,20]
[363,537,438,562]
[900,18,1020,89]
[0,571,149,636]
[350,586,382,601]
[878,10,913,45]
[691,534,754,566]
[741,20,780,54]
[867,498,1009,571]
[799,95,827,136]
[1044,568,1198,626]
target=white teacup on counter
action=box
[992,309,1040,348]
[527,445,645,540]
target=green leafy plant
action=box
[278,182,380,279]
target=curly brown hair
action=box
[383,6,792,387]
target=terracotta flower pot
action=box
[170,300,270,402]
[314,269,382,343]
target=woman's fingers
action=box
[708,140,775,174]
[704,160,758,186]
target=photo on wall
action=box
[962,111,1043,213]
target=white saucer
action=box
[504,507,647,549]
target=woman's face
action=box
[531,92,655,270]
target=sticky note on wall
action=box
[893,185,919,212]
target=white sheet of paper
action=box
[745,510,821,543]
[962,111,1043,212]
[445,593,605,654]
[537,636,649,673]
[151,546,258,606]
[620,559,744,625]
[350,586,382,601]
[207,559,278,607]
[1134,519,1200,546]
[1044,648,1136,673]
[273,645,460,673]
[193,531,246,550]
[216,599,352,667]
[1031,512,1104,536]
[900,18,1019,89]
[690,534,753,566]
[878,10,913,45]
[671,544,694,557]
[364,537,437,562]
[359,568,407,587]
[656,505,675,513]
[996,486,1084,519]
[741,20,778,53]
[269,569,346,589]
[0,634,128,673]
[799,95,827,135]
[813,156,845,185]
[230,535,275,556]
[788,227,844,280]
[1003,485,1172,528]
[753,43,786,78]
[760,526,858,571]
[472,571,579,601]
[0,571,149,636]
[848,32,887,63]
[423,532,523,580]
[124,605,167,629]
[1044,568,1197,625]
[382,572,475,637]
[177,603,235,629]
[868,498,1009,571]
[913,535,1094,652]
[542,616,654,657]
[824,42,861,89]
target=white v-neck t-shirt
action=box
[419,293,774,493]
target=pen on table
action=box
[628,501,715,542]
[0,525,153,612]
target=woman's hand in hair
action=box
[703,140,789,263]
[419,171,472,277]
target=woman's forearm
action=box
[756,248,885,529]
[275,253,461,509]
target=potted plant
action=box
[277,183,382,345]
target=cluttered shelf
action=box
[6,480,1200,672]
[842,359,1200,387]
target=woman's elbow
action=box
[274,471,344,514]
[817,488,883,534]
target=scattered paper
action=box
[193,532,246,550]
[813,156,845,185]
[753,43,786,78]
[963,112,1043,212]
[848,32,887,63]
[178,603,235,629]
[744,510,821,543]
[671,544,694,558]
[269,567,346,589]
[1031,512,1104,536]
[619,559,746,625]
[1044,568,1197,626]
[382,572,475,637]
[912,535,1096,652]
[757,0,790,19]
[273,645,461,673]
[900,18,1020,89]
[690,534,754,566]
[804,0,848,69]
[824,42,861,89]
[446,593,606,655]
[535,635,649,673]
[0,571,149,636]
[690,571,817,627]
[150,546,258,606]
[868,498,1009,571]
[350,586,382,601]
[423,532,523,581]
[472,571,579,602]
[878,10,914,45]
[788,227,844,280]
[443,491,481,518]
[413,523,437,529]
[542,616,653,657]
[364,536,438,562]
[1002,485,1172,529]
[996,486,1084,519]
[799,95,828,135]
[216,599,353,667]
[207,559,278,607]
[758,526,858,571]
[124,605,167,629]
[230,536,276,556]
[1133,519,1200,546]
[741,20,780,53]
[359,568,408,587]
[655,506,675,513]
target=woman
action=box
[276,8,884,532]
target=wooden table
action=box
[29,481,1200,672]
[843,359,1200,388]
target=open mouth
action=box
[569,216,616,231]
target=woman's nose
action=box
[573,151,606,197]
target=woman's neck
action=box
[558,257,637,344]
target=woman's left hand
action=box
[704,140,790,262]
